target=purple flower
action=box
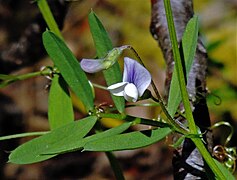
[80,58,106,73]
[80,46,128,73]
[108,57,151,102]
[80,48,151,102]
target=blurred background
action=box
[0,0,236,179]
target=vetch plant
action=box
[0,0,235,179]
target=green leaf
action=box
[88,11,113,57]
[167,15,199,117]
[88,11,125,113]
[213,159,235,180]
[43,31,94,112]
[48,74,74,129]
[8,116,97,164]
[84,127,172,151]
[42,121,133,155]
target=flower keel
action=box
[123,83,139,102]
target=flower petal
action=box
[80,58,105,73]
[123,57,151,96]
[80,46,130,74]
[123,83,139,102]
[107,82,128,96]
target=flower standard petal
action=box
[123,57,135,83]
[123,83,139,102]
[80,59,105,73]
[123,57,151,97]
[107,82,128,96]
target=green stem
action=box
[91,82,108,90]
[37,0,63,39]
[94,121,125,180]
[126,102,160,108]
[105,152,125,180]
[12,71,45,81]
[0,131,49,141]
[163,0,225,179]
[1,68,53,88]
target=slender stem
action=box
[126,103,160,108]
[91,82,108,90]
[95,122,125,180]
[163,0,225,179]
[105,152,125,180]
[0,131,49,141]
[12,71,45,81]
[17,68,52,80]
[0,68,53,88]
[37,0,63,39]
